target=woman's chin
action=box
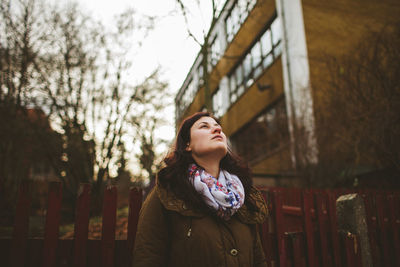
[193,146,227,160]
[212,146,228,160]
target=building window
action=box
[213,86,230,118]
[261,29,272,57]
[231,97,289,163]
[243,53,252,79]
[225,0,257,43]
[271,16,282,47]
[271,17,282,57]
[235,64,243,86]
[177,76,198,117]
[213,78,230,118]
[210,35,222,66]
[251,41,262,68]
[212,87,221,117]
[237,0,248,24]
[227,14,282,106]
[197,64,204,87]
[248,0,257,11]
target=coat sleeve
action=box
[253,226,268,267]
[132,189,170,267]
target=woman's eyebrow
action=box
[197,121,220,127]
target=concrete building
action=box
[175,0,400,186]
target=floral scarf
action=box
[188,164,245,220]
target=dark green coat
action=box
[133,183,269,267]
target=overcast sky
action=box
[75,0,204,93]
[70,0,213,142]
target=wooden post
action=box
[10,180,31,267]
[127,187,142,265]
[73,183,91,267]
[360,190,380,265]
[336,193,373,267]
[101,185,117,267]
[42,182,63,267]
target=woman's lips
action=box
[212,135,223,140]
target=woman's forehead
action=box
[194,116,218,126]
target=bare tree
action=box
[0,0,168,216]
[175,0,264,116]
[295,23,400,188]
[175,0,226,110]
[129,70,171,189]
[0,0,59,221]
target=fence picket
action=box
[342,232,362,267]
[73,183,91,267]
[9,180,31,267]
[127,187,142,265]
[272,188,287,267]
[288,232,306,267]
[101,185,117,267]
[375,193,391,267]
[316,191,331,267]
[327,191,341,267]
[388,194,400,267]
[302,190,318,267]
[42,182,63,267]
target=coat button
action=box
[230,248,238,256]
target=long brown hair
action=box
[158,112,257,213]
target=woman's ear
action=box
[185,143,191,152]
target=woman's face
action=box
[186,116,228,159]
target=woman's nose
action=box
[212,125,222,134]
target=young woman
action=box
[133,112,268,267]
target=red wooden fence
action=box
[259,187,400,267]
[1,181,142,267]
[1,181,399,267]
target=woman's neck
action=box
[193,156,220,178]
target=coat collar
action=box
[156,183,268,224]
[156,183,204,217]
[236,186,268,224]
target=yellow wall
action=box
[220,58,284,137]
[213,0,277,85]
[251,144,292,174]
[302,0,400,113]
